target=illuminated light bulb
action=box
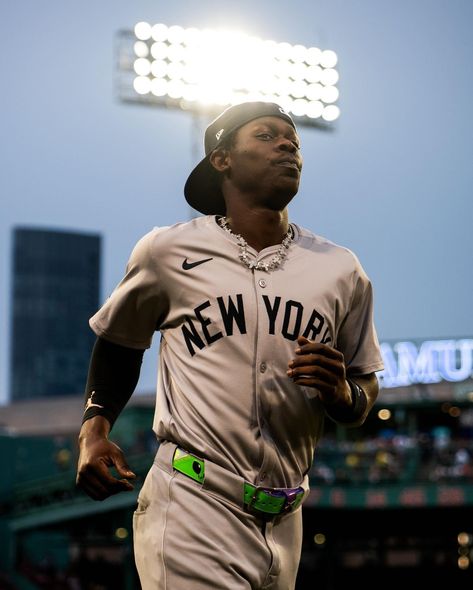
[167,44,186,63]
[134,58,152,76]
[458,532,471,546]
[151,42,168,60]
[133,76,151,94]
[262,77,280,96]
[183,27,200,46]
[307,83,323,101]
[168,25,185,43]
[134,41,149,58]
[458,556,470,570]
[306,47,322,65]
[276,42,292,60]
[290,81,307,99]
[135,22,152,41]
[320,68,339,87]
[182,65,199,84]
[290,62,308,81]
[151,60,168,78]
[168,80,185,98]
[291,44,308,63]
[291,99,309,116]
[320,85,339,104]
[274,79,292,97]
[167,62,185,80]
[115,527,128,540]
[151,78,168,96]
[378,409,391,420]
[275,60,293,81]
[278,95,293,109]
[322,104,340,121]
[449,406,461,418]
[306,101,324,119]
[320,49,338,68]
[314,533,326,545]
[151,23,168,42]
[306,65,322,83]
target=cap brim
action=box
[184,155,226,216]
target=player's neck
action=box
[223,206,289,252]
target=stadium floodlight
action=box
[115,22,340,129]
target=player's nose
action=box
[277,137,298,153]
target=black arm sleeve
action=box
[82,337,145,429]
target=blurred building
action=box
[9,227,101,401]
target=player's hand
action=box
[287,336,352,410]
[76,424,136,501]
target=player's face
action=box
[225,116,303,209]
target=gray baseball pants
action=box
[133,442,305,589]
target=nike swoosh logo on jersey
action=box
[182,257,213,270]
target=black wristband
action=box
[325,379,368,424]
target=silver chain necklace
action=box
[218,216,293,272]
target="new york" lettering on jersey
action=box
[181,294,331,356]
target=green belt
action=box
[172,448,304,516]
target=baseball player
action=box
[76,101,384,589]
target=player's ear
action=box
[209,147,230,173]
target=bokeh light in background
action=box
[116,22,340,127]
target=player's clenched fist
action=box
[287,335,352,411]
[76,417,136,501]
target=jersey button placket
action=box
[257,276,268,376]
[254,270,274,487]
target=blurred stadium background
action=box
[1,350,472,588]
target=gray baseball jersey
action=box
[90,214,384,489]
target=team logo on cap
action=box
[215,128,224,140]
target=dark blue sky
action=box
[1,0,472,404]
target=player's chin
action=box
[278,175,300,198]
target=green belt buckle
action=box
[172,448,205,483]
[244,483,304,515]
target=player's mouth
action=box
[275,158,301,172]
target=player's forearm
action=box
[82,337,145,429]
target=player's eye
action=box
[257,133,273,140]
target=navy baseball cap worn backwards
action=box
[184,101,296,216]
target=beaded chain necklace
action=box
[218,216,293,272]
